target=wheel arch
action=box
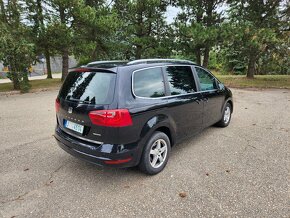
[226,98,233,113]
[155,126,174,147]
[139,114,176,147]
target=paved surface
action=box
[0,74,61,84]
[0,89,289,218]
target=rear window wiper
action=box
[69,98,94,104]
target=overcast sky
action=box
[166,6,180,23]
[165,4,229,23]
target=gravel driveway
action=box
[0,88,289,218]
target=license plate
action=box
[64,120,84,134]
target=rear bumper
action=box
[54,126,142,168]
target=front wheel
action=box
[216,102,232,127]
[139,131,171,175]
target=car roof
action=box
[117,59,199,72]
[127,59,196,65]
[73,59,200,73]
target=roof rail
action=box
[127,59,195,65]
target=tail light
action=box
[55,98,60,113]
[89,109,132,127]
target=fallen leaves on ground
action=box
[179,192,187,198]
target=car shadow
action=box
[170,127,215,158]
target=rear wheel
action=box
[139,131,171,175]
[216,102,232,127]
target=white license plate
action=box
[64,120,84,134]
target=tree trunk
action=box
[61,48,69,81]
[9,63,21,90]
[12,72,20,90]
[135,45,142,59]
[203,46,210,68]
[91,44,98,61]
[195,47,201,65]
[135,1,143,60]
[59,6,68,81]
[23,70,29,83]
[203,0,213,69]
[247,54,256,79]
[45,49,52,79]
[0,0,8,23]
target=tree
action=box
[72,0,120,63]
[174,0,224,67]
[227,0,284,78]
[48,0,96,80]
[113,0,171,59]
[26,0,55,79]
[0,0,35,91]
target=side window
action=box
[195,67,217,91]
[164,66,197,95]
[133,67,165,98]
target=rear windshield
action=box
[59,71,116,105]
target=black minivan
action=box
[54,59,233,174]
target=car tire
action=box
[216,102,232,127]
[139,131,171,175]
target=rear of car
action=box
[54,68,141,167]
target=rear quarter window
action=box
[164,66,197,95]
[133,67,165,98]
[59,71,116,104]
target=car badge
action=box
[68,107,73,114]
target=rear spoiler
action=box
[69,67,117,73]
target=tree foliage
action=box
[0,0,289,91]
[0,0,34,91]
[173,0,224,67]
[225,0,287,78]
[113,0,172,59]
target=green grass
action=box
[0,75,289,93]
[216,75,290,89]
[0,78,62,92]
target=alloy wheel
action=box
[149,139,168,168]
[224,106,231,124]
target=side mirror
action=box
[218,83,225,90]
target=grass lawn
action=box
[0,75,289,93]
[0,78,62,93]
[216,75,290,89]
